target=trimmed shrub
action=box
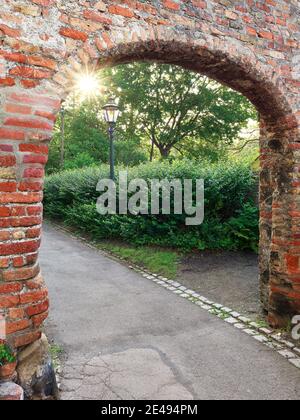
[44,161,259,252]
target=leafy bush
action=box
[44,161,259,252]
[0,344,15,366]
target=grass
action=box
[95,241,179,278]
[254,319,269,329]
[47,220,180,279]
[49,344,64,370]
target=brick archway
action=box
[0,1,299,361]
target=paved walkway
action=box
[41,223,300,400]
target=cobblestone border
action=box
[49,222,300,371]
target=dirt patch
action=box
[177,251,262,319]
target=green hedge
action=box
[44,161,259,252]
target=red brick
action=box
[247,27,257,36]
[27,55,57,70]
[23,154,48,164]
[9,308,25,320]
[5,104,32,115]
[13,331,41,348]
[0,231,10,241]
[6,319,31,334]
[286,255,299,274]
[0,207,10,217]
[25,253,38,265]
[26,205,42,216]
[8,93,60,109]
[0,50,27,64]
[32,311,48,327]
[192,0,206,8]
[19,144,49,154]
[258,31,274,40]
[9,66,52,79]
[10,216,42,227]
[59,27,88,42]
[0,182,17,192]
[20,79,40,89]
[83,10,112,24]
[0,192,42,204]
[0,77,15,87]
[108,5,135,17]
[0,239,41,256]
[0,295,19,308]
[23,168,45,179]
[0,283,22,294]
[18,181,43,192]
[0,258,10,269]
[0,145,14,152]
[102,32,114,49]
[20,289,47,304]
[2,265,40,282]
[26,299,49,317]
[0,128,25,141]
[0,157,16,168]
[0,382,24,401]
[163,0,180,11]
[26,227,41,239]
[26,274,44,290]
[0,219,12,228]
[10,206,26,216]
[4,117,53,131]
[13,256,25,268]
[0,24,21,37]
[34,110,56,121]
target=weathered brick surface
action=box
[0,382,24,400]
[0,0,299,363]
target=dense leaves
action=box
[107,63,257,159]
[0,345,15,366]
[47,62,258,173]
[44,161,259,252]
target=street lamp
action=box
[60,101,66,170]
[102,97,120,181]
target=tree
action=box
[47,97,147,174]
[47,62,258,173]
[105,63,258,160]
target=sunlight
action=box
[74,71,102,100]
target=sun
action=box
[73,71,102,100]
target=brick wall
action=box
[0,0,299,362]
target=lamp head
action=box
[103,97,120,124]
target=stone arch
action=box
[0,1,299,385]
[46,26,300,324]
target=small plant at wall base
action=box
[0,344,16,366]
[0,344,17,380]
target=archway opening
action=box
[46,54,281,324]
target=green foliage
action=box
[47,62,258,173]
[106,62,257,159]
[0,344,15,366]
[97,241,178,278]
[47,98,147,174]
[44,161,259,252]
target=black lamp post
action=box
[102,97,120,181]
[60,101,66,170]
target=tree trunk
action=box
[60,109,65,169]
[150,138,155,162]
[159,147,171,159]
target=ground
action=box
[41,223,300,400]
[179,251,259,318]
